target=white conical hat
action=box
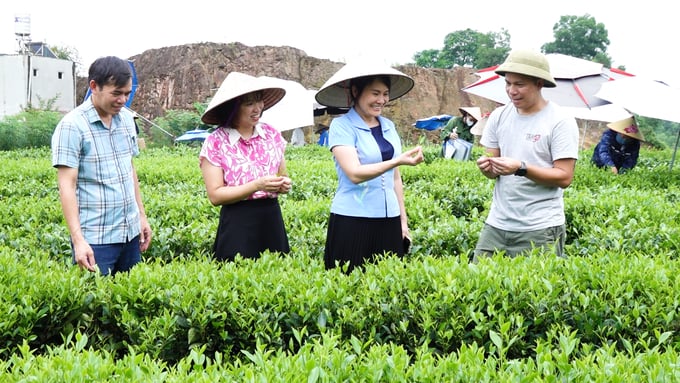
[315,61,414,108]
[202,72,286,125]
[459,106,482,121]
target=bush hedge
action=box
[1,144,679,380]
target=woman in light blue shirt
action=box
[315,62,424,272]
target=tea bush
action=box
[1,143,680,380]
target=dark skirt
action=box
[324,213,403,272]
[213,198,289,261]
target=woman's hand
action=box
[399,146,425,166]
[277,176,292,193]
[257,175,292,194]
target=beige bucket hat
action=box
[459,106,482,121]
[201,72,286,125]
[495,49,557,88]
[315,61,414,108]
[607,116,645,141]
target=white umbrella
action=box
[462,53,632,122]
[562,104,631,123]
[594,76,680,124]
[595,76,680,170]
[260,77,314,131]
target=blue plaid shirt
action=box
[51,99,141,245]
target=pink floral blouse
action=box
[199,123,287,200]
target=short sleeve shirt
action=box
[328,107,403,218]
[51,99,141,244]
[480,102,579,231]
[199,123,287,200]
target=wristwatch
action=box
[514,161,527,176]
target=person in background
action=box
[51,56,152,276]
[470,111,490,142]
[199,72,291,262]
[591,116,643,174]
[440,106,481,158]
[315,62,424,273]
[316,123,329,146]
[291,127,306,146]
[474,49,579,261]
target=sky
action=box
[2,0,679,88]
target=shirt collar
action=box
[225,123,264,145]
[346,107,389,132]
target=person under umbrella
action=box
[591,116,644,175]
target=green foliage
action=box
[474,30,512,68]
[412,49,442,68]
[637,115,680,150]
[0,108,63,150]
[48,44,81,62]
[146,109,204,147]
[542,14,612,66]
[413,28,510,69]
[141,103,213,148]
[48,44,85,76]
[1,145,680,380]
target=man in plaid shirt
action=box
[51,56,152,276]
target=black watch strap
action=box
[514,161,527,176]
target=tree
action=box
[475,30,511,68]
[541,14,611,66]
[413,49,442,68]
[439,29,483,68]
[413,28,510,69]
[50,44,85,74]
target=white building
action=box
[0,44,76,118]
[1,14,76,118]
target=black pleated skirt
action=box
[213,198,289,261]
[324,213,403,272]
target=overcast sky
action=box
[2,0,679,87]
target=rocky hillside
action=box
[77,42,605,146]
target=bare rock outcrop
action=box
[77,41,602,146]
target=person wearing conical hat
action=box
[474,49,580,261]
[440,106,482,158]
[591,116,643,174]
[315,61,424,273]
[199,71,291,262]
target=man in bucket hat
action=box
[199,71,292,262]
[591,116,644,174]
[474,49,579,260]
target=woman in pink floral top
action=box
[199,72,291,261]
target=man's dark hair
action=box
[88,56,132,88]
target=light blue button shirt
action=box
[51,99,141,244]
[328,107,403,218]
